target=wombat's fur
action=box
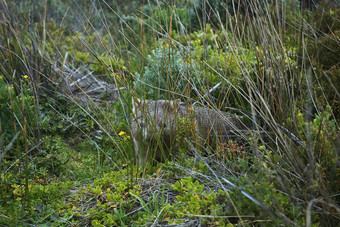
[131,98,244,165]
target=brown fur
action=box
[131,98,244,165]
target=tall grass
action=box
[0,0,339,225]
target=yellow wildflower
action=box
[122,66,126,70]
[119,131,126,136]
[123,135,131,141]
[22,75,29,79]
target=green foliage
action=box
[61,169,143,226]
[29,19,126,77]
[227,176,298,225]
[1,1,340,226]
[143,3,189,34]
[0,26,28,83]
[91,53,126,75]
[168,176,292,226]
[313,4,340,35]
[0,10,53,88]
[215,141,249,166]
[162,158,302,226]
[169,178,226,224]
[173,24,259,108]
[134,42,202,99]
[39,94,94,136]
[185,0,231,30]
[7,0,123,30]
[322,66,340,118]
[131,188,169,225]
[0,76,16,141]
[306,27,340,118]
[0,180,73,225]
[0,75,36,153]
[134,176,233,226]
[294,106,339,191]
[35,136,73,177]
[176,116,196,154]
[0,140,135,225]
[308,30,340,70]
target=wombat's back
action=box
[179,105,244,142]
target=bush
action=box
[134,42,202,99]
[0,75,36,154]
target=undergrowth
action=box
[0,0,339,226]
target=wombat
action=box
[131,98,244,165]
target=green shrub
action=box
[143,3,189,34]
[0,179,73,225]
[67,169,142,226]
[173,24,258,108]
[134,42,202,99]
[0,75,36,155]
[0,76,17,142]
[295,106,339,192]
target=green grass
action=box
[0,0,339,226]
